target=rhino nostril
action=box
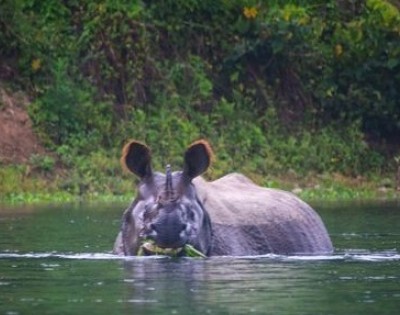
[145,224,158,239]
[150,223,157,232]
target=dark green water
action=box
[1,201,399,315]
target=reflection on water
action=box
[0,201,400,315]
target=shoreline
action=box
[1,166,398,205]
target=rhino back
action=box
[193,173,333,255]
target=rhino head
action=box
[117,140,213,256]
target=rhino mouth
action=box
[137,240,206,258]
[139,241,184,256]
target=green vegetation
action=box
[0,0,399,203]
[137,240,207,257]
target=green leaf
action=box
[387,58,399,69]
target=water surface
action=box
[1,201,399,314]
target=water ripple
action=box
[0,252,399,262]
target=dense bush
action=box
[0,0,398,186]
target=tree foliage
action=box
[0,0,399,180]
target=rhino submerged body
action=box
[113,140,333,256]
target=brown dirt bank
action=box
[0,85,45,164]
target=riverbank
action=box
[1,1,400,205]
[1,85,398,205]
[1,163,399,205]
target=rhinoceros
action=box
[113,140,333,256]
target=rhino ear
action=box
[183,140,213,180]
[121,140,152,179]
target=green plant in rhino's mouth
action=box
[137,240,206,258]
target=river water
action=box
[0,201,399,315]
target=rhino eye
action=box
[143,204,159,221]
[186,207,196,221]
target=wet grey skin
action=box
[113,140,333,257]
